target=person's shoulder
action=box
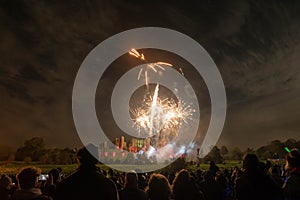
[102,175,115,184]
[119,188,147,200]
[56,171,80,193]
[137,189,147,199]
[135,188,147,195]
[235,175,249,187]
[286,172,300,186]
[91,173,118,191]
[30,195,53,200]
[58,170,81,184]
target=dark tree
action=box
[243,147,255,155]
[256,140,286,160]
[230,147,243,160]
[203,146,223,164]
[284,138,297,149]
[220,145,229,156]
[15,137,46,161]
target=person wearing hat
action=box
[56,143,119,200]
[283,148,300,200]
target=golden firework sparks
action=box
[131,84,195,139]
[128,48,192,149]
[129,49,174,83]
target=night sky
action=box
[1,0,300,152]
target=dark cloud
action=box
[0,0,300,150]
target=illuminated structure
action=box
[114,138,120,149]
[120,136,125,150]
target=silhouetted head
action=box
[259,161,267,175]
[242,153,259,172]
[77,143,99,166]
[271,165,281,175]
[17,166,41,189]
[209,161,216,166]
[0,174,12,189]
[173,169,190,185]
[172,169,192,193]
[125,170,138,188]
[48,168,62,183]
[147,173,171,200]
[286,148,300,169]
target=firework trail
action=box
[149,83,159,137]
[129,48,174,86]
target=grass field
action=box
[0,161,243,176]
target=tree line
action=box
[5,137,300,164]
[203,138,300,163]
[14,137,77,164]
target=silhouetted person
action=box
[270,165,284,188]
[259,161,268,175]
[146,173,170,200]
[42,168,62,199]
[266,160,272,174]
[119,171,147,200]
[137,174,147,190]
[230,166,240,199]
[215,171,230,199]
[12,166,52,200]
[209,161,220,176]
[236,153,283,200]
[283,148,300,200]
[0,174,15,200]
[108,169,122,191]
[171,169,204,200]
[199,170,223,200]
[56,144,119,200]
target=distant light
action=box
[285,147,291,153]
[138,150,144,155]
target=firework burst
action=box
[130,84,195,140]
[128,48,195,151]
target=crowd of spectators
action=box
[0,145,299,200]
